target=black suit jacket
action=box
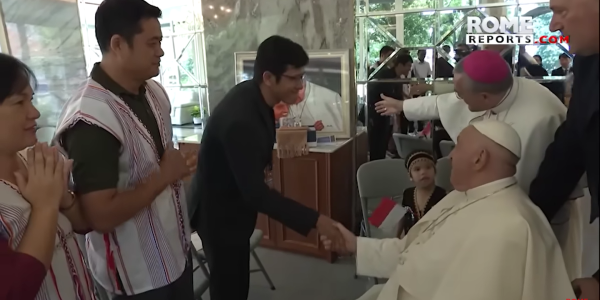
[530,55,599,225]
[551,67,572,76]
[549,67,571,102]
[366,68,402,126]
[191,80,319,244]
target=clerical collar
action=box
[463,177,516,202]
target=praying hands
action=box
[320,223,357,255]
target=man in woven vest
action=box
[52,0,195,299]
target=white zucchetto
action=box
[471,120,522,159]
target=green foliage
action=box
[190,105,201,118]
[528,12,569,72]
[362,0,465,63]
[358,2,564,72]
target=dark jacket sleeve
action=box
[529,117,586,220]
[222,121,320,236]
[0,236,47,300]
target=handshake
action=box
[316,215,358,255]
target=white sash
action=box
[0,154,95,300]
[52,79,190,295]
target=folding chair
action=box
[439,140,456,158]
[435,157,453,192]
[190,229,276,298]
[190,233,211,300]
[356,159,412,283]
[392,133,434,159]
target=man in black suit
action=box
[191,36,343,300]
[367,54,412,160]
[529,0,599,297]
[552,53,573,77]
[550,53,573,103]
[368,45,395,76]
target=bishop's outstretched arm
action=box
[402,95,441,121]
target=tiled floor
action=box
[199,248,372,300]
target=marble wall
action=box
[203,0,355,110]
[1,0,87,128]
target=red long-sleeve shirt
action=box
[0,236,47,300]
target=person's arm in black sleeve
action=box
[222,121,320,236]
[529,118,585,220]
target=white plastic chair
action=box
[356,159,412,283]
[392,133,434,159]
[439,140,456,158]
[435,157,453,192]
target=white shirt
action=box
[412,61,432,78]
[287,81,344,133]
[355,177,575,300]
[402,77,566,194]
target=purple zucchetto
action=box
[462,50,511,84]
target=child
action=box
[398,150,447,237]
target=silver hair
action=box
[454,59,513,95]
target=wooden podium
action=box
[178,131,368,263]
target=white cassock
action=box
[288,81,344,132]
[402,77,584,279]
[355,177,576,300]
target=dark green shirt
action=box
[63,63,165,194]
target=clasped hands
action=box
[157,142,197,184]
[316,215,357,255]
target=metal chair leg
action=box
[359,211,379,284]
[198,259,211,279]
[251,250,276,290]
[191,248,211,279]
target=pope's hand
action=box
[320,223,357,255]
[572,277,599,300]
[314,120,325,131]
[375,94,403,116]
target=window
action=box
[78,0,210,119]
[2,0,88,128]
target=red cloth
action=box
[368,197,397,228]
[422,122,432,137]
[0,236,47,300]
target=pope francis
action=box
[373,50,584,281]
[322,120,575,300]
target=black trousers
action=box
[398,112,425,134]
[112,255,194,300]
[368,116,392,161]
[202,238,251,300]
[432,129,452,159]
